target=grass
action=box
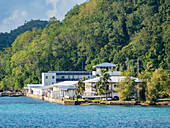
[157,98,170,102]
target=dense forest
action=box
[0,20,48,50]
[0,0,169,90]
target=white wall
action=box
[42,73,56,86]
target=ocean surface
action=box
[0,97,169,128]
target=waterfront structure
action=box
[26,84,43,94]
[52,81,78,98]
[26,62,122,98]
[31,81,77,98]
[83,76,140,98]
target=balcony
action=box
[92,71,121,76]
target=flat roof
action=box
[84,76,141,83]
[92,62,116,68]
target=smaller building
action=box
[52,81,78,99]
[27,84,43,94]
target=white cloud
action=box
[46,0,59,18]
[46,0,59,8]
[0,10,28,32]
[45,0,87,20]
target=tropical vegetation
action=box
[0,0,169,102]
[0,20,48,51]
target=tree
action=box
[115,70,136,101]
[146,68,170,103]
[94,80,104,100]
[77,79,85,95]
[137,70,152,101]
[100,70,111,101]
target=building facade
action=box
[42,71,92,86]
[84,76,140,98]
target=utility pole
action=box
[57,58,59,71]
[82,58,83,71]
[137,58,139,76]
[126,58,129,70]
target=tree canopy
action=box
[0,0,169,91]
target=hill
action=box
[0,0,169,90]
[0,20,48,51]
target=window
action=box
[52,76,55,79]
[61,76,65,79]
[106,85,109,90]
[52,82,54,84]
[46,76,48,79]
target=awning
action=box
[84,91,96,94]
[35,85,53,90]
[59,86,76,90]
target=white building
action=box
[26,62,123,98]
[42,71,92,86]
[83,76,141,98]
[29,81,78,98]
[52,81,78,98]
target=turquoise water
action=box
[0,97,169,128]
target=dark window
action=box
[46,76,48,79]
[52,76,55,79]
[106,85,109,90]
[52,82,54,84]
[61,76,65,79]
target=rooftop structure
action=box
[92,62,116,68]
[92,62,121,76]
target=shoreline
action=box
[25,93,170,106]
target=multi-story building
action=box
[83,76,140,98]
[42,71,92,86]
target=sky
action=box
[0,0,87,33]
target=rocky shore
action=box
[0,91,24,97]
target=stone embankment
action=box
[26,94,76,105]
[80,101,137,105]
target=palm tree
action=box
[94,80,104,100]
[75,77,86,101]
[77,79,85,95]
[100,70,111,101]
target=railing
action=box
[92,71,121,76]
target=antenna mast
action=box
[137,58,139,76]
[57,58,59,71]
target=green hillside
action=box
[0,0,169,90]
[0,20,48,51]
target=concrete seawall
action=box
[110,101,137,105]
[26,94,76,105]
